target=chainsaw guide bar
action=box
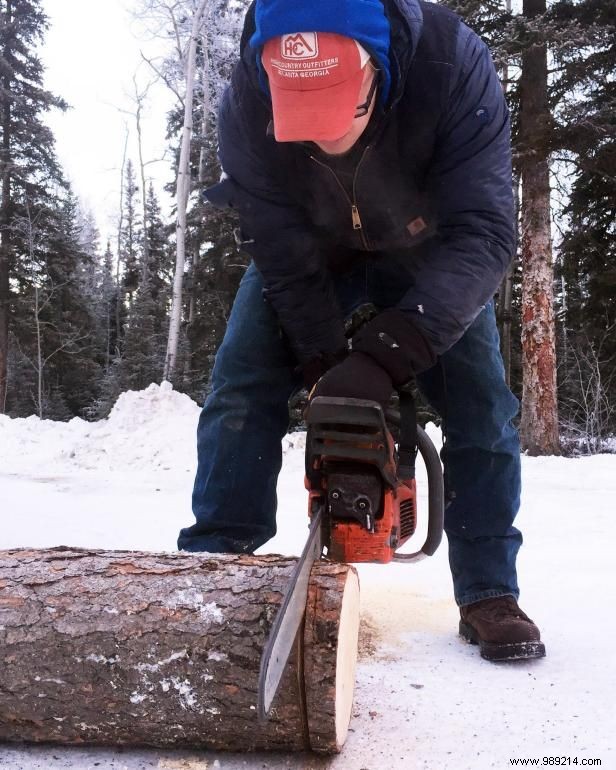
[257,507,324,720]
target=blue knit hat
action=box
[250,0,392,105]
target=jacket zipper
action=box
[309,146,372,250]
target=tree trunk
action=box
[0,1,13,413]
[0,548,360,754]
[0,182,8,414]
[115,130,129,354]
[518,0,560,455]
[198,30,211,186]
[496,0,515,388]
[134,83,150,286]
[164,0,209,383]
[498,261,514,387]
[188,242,199,325]
[497,175,519,388]
[35,286,43,418]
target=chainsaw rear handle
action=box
[384,407,444,563]
[393,423,444,562]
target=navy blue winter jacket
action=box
[206,0,515,366]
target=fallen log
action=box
[0,547,360,754]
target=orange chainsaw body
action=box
[307,479,416,563]
[305,398,419,564]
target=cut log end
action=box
[303,563,360,753]
[334,569,360,748]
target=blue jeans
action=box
[178,259,522,606]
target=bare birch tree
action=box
[136,0,247,384]
[136,0,211,383]
[18,283,88,419]
[133,77,152,284]
[189,28,212,326]
[13,205,87,419]
[116,127,130,349]
[164,0,210,382]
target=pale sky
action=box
[40,0,176,246]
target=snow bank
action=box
[0,382,200,475]
[0,383,310,477]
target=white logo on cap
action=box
[281,32,319,60]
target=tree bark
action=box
[518,0,560,455]
[0,548,360,754]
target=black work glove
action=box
[310,351,394,411]
[351,308,437,387]
[300,348,348,392]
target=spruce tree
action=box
[119,159,141,302]
[98,240,120,372]
[184,128,247,400]
[98,183,171,405]
[118,183,170,393]
[550,0,615,338]
[0,0,66,412]
[550,0,616,441]
[143,181,172,315]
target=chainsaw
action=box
[257,392,444,719]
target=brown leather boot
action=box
[459,595,546,661]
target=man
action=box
[178,0,546,662]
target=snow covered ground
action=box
[1,383,614,770]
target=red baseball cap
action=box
[262,31,371,142]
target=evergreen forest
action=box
[0,0,614,455]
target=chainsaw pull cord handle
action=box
[393,390,445,562]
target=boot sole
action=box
[459,621,546,661]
